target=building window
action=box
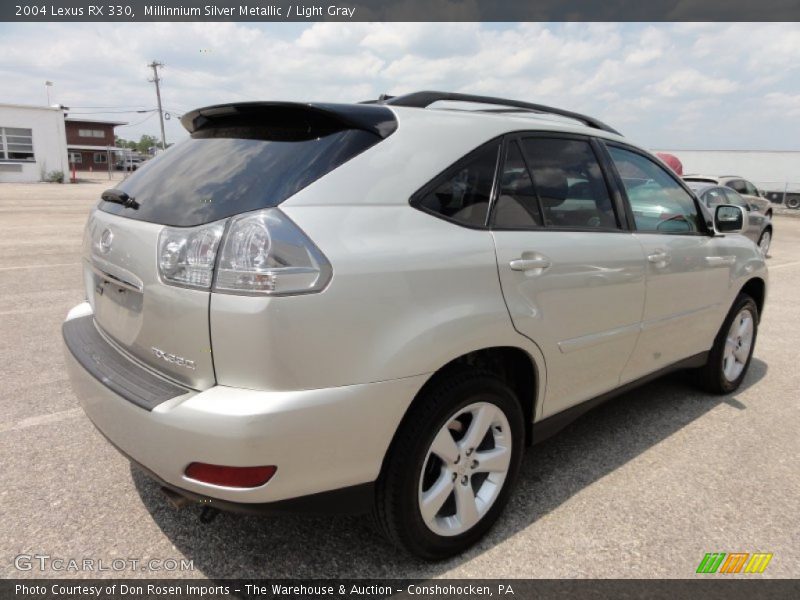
[79,129,105,138]
[94,152,108,164]
[1,127,35,161]
[68,152,82,164]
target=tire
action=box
[786,196,800,210]
[374,368,525,559]
[757,229,772,258]
[696,294,759,394]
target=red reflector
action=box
[184,463,277,488]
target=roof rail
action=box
[373,91,621,136]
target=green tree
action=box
[114,136,137,150]
[136,135,160,154]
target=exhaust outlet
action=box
[161,486,193,509]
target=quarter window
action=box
[0,127,34,161]
[414,140,500,227]
[517,137,618,229]
[608,146,701,234]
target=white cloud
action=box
[0,22,798,149]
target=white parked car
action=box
[63,92,767,559]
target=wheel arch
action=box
[380,345,542,483]
[739,277,766,320]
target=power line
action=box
[117,111,159,128]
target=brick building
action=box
[65,117,126,170]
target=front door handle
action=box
[705,255,736,267]
[509,257,552,271]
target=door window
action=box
[744,180,760,196]
[608,146,702,234]
[701,188,727,208]
[516,137,618,229]
[722,188,748,208]
[493,141,543,228]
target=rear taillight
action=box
[214,208,331,296]
[157,208,331,296]
[184,463,277,488]
[158,221,225,290]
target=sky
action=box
[1,22,799,150]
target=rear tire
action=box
[373,368,525,559]
[696,294,758,394]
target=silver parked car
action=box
[684,175,773,219]
[63,92,767,559]
[686,182,773,257]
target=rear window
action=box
[98,129,381,227]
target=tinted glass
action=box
[494,141,542,228]
[98,129,381,227]
[744,180,759,196]
[608,146,701,233]
[727,180,746,193]
[519,138,618,229]
[701,188,727,207]
[416,141,499,227]
[723,188,748,208]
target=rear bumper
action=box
[63,302,424,507]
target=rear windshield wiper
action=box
[101,189,139,210]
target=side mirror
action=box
[714,204,748,234]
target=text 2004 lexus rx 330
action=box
[63,92,767,559]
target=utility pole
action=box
[147,61,167,150]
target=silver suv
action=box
[63,92,767,559]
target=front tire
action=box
[696,294,759,394]
[757,229,772,258]
[374,369,524,559]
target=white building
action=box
[0,103,69,183]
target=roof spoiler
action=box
[365,90,620,135]
[181,102,398,139]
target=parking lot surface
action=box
[1,181,798,579]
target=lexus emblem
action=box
[99,228,114,254]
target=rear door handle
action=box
[647,251,671,266]
[509,257,552,271]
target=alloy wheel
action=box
[722,308,755,382]
[418,401,512,537]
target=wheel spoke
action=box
[461,404,496,451]
[473,446,511,473]
[420,470,454,524]
[454,480,480,529]
[737,315,752,338]
[429,427,460,464]
[734,345,749,362]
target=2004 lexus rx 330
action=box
[63,91,767,559]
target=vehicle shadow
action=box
[132,358,767,579]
